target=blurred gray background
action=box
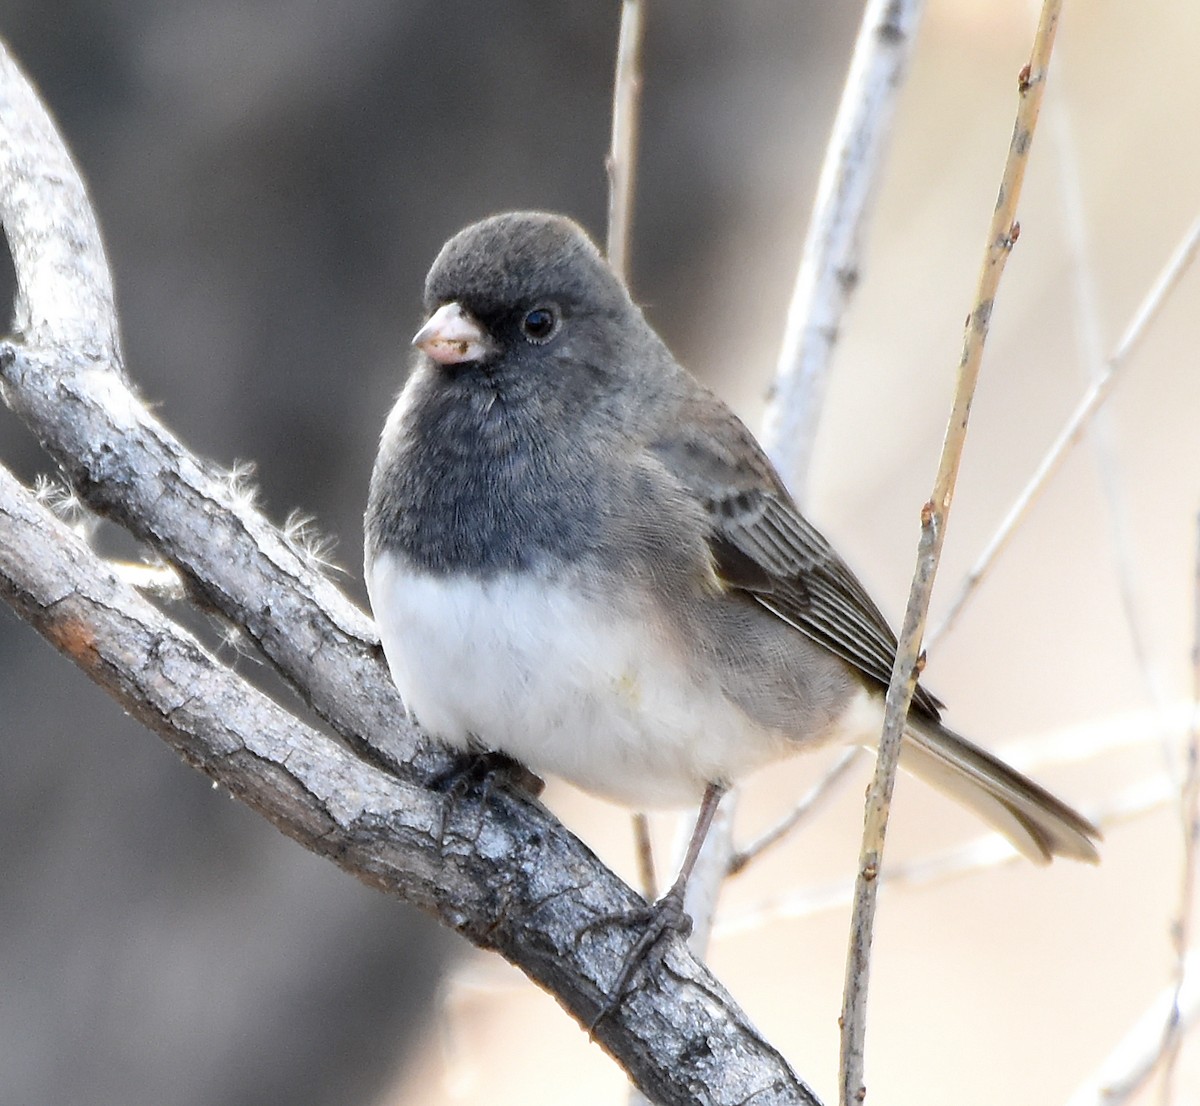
[0,5,865,1104]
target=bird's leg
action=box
[588,782,728,1026]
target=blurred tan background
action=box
[1,2,1196,1105]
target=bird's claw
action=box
[582,884,693,1031]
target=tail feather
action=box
[900,721,1101,865]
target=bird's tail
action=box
[899,721,1100,864]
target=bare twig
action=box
[929,212,1200,648]
[654,0,930,1013]
[998,701,1194,773]
[763,0,926,499]
[0,36,824,1106]
[606,0,644,282]
[839,6,1063,1103]
[729,750,863,876]
[602,0,668,954]
[631,812,658,900]
[1043,61,1163,709]
[1065,953,1200,1106]
[682,794,738,954]
[1159,513,1200,1100]
[721,771,1170,938]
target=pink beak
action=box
[412,302,495,365]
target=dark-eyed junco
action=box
[365,212,1098,924]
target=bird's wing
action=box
[651,390,944,721]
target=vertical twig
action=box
[631,813,657,900]
[763,0,926,499]
[928,213,1200,648]
[1044,57,1164,708]
[603,21,681,1102]
[1160,512,1200,1101]
[606,0,643,282]
[838,5,1064,1103]
[679,799,737,954]
[604,1,652,907]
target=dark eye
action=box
[520,306,559,344]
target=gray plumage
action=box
[365,211,1099,866]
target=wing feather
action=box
[652,394,944,721]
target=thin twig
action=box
[929,212,1200,648]
[720,771,1169,938]
[839,6,1063,1103]
[719,0,928,962]
[1045,58,1164,709]
[763,0,926,500]
[632,812,657,899]
[729,750,863,876]
[606,0,643,283]
[682,794,738,954]
[603,0,664,949]
[667,0,929,1004]
[1065,953,1200,1106]
[1159,512,1200,1100]
[1000,701,1193,769]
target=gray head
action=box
[411,212,654,397]
[424,211,626,320]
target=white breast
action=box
[366,552,784,808]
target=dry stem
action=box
[606,0,644,283]
[729,750,863,876]
[1159,514,1200,1099]
[838,4,1064,1102]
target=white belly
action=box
[366,552,782,808]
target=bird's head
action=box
[412,212,639,394]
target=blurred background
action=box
[1,2,1198,1104]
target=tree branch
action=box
[0,35,822,1106]
[763,0,926,500]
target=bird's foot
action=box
[428,749,544,800]
[429,750,544,854]
[583,881,693,1030]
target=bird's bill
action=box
[412,302,495,365]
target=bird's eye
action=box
[520,306,559,344]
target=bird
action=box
[364,210,1099,948]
